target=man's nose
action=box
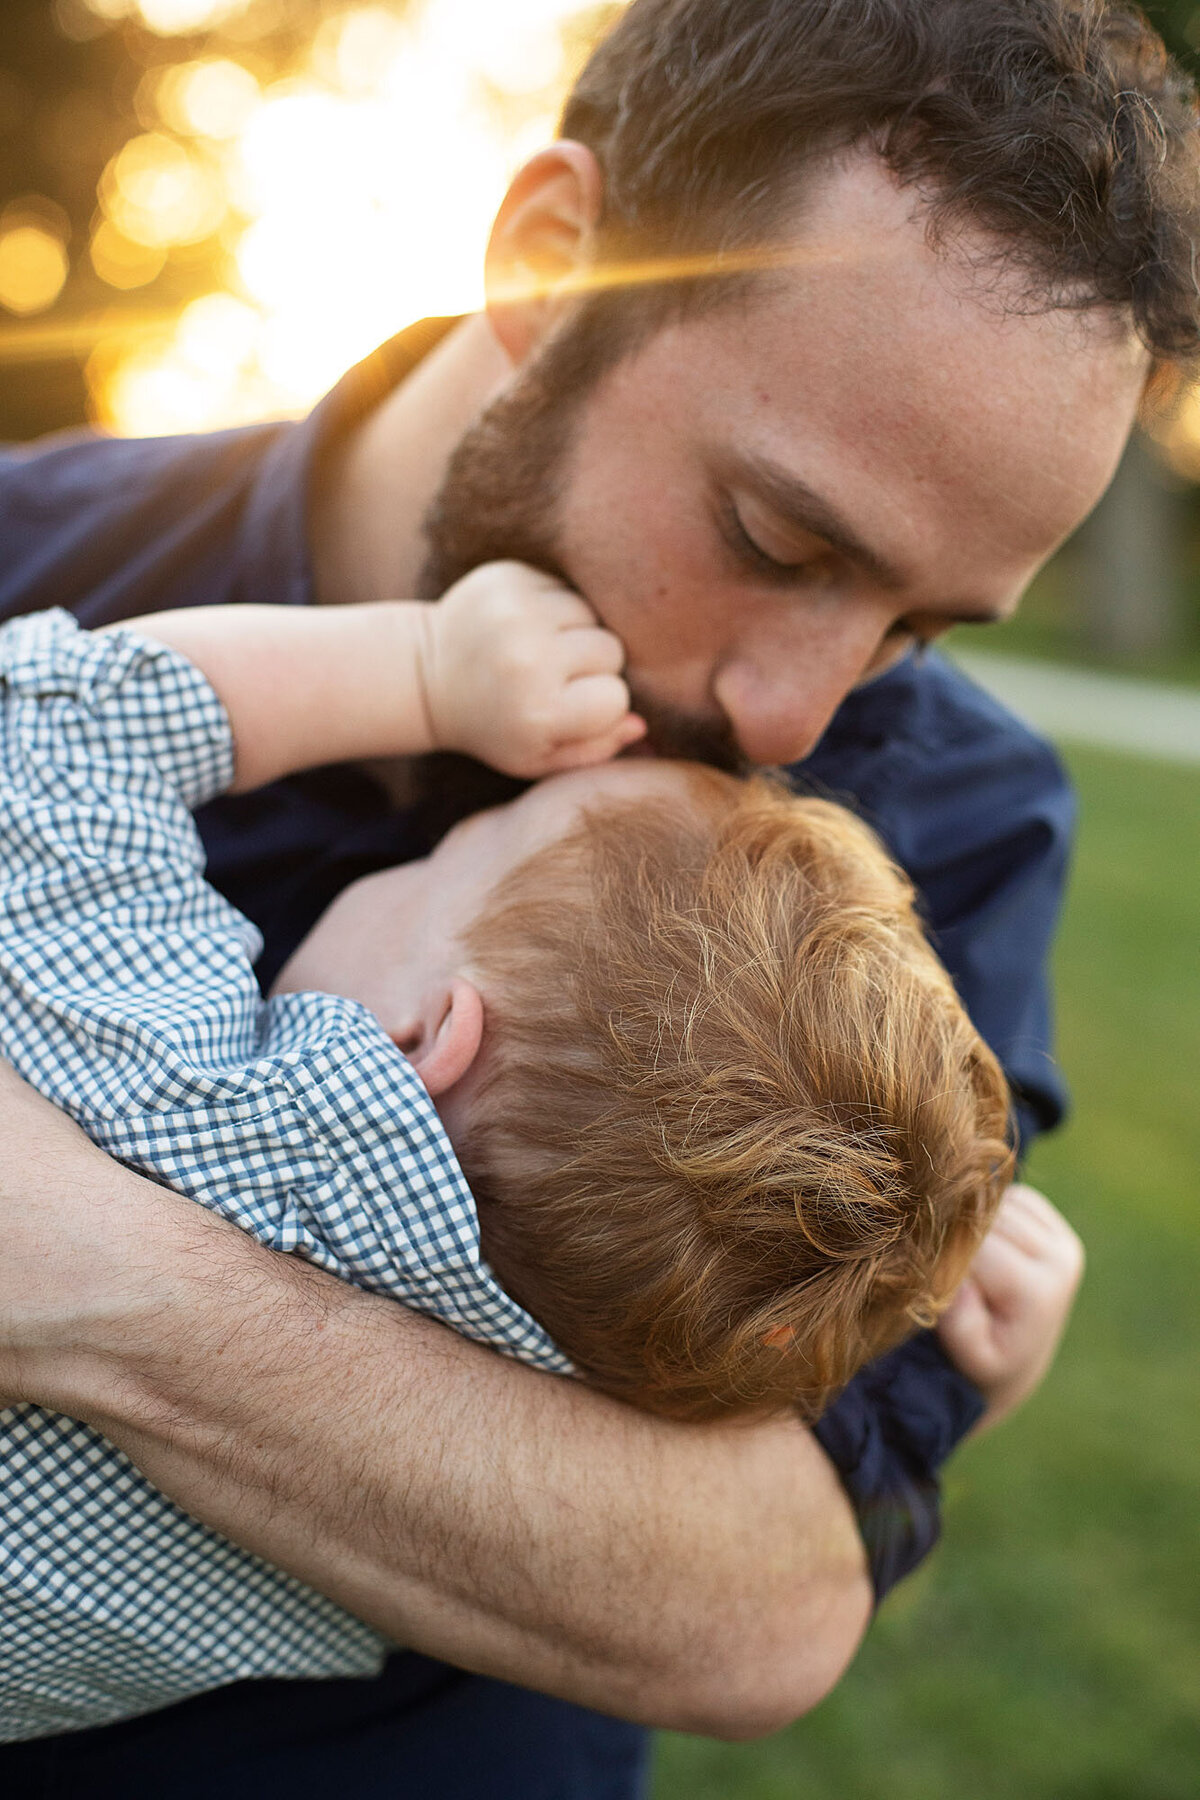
[712,624,883,767]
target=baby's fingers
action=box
[547,714,648,771]
[990,1184,1085,1286]
[542,673,646,769]
[937,1277,999,1378]
[556,672,637,744]
[960,1227,1040,1319]
[560,625,627,679]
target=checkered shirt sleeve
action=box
[0,611,572,1742]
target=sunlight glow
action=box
[91,1,624,435]
[90,291,272,436]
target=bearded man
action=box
[0,2,1193,1796]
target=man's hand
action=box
[937,1182,1085,1430]
[418,561,647,776]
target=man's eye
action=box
[724,502,826,582]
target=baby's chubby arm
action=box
[132,563,646,793]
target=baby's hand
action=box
[937,1182,1085,1430]
[418,562,646,777]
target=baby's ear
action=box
[396,977,485,1098]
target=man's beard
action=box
[418,377,564,602]
[418,310,745,778]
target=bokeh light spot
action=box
[89,292,269,435]
[155,58,261,141]
[1152,381,1200,482]
[175,291,260,374]
[0,224,70,317]
[311,8,411,97]
[77,0,131,21]
[117,0,254,35]
[90,220,167,290]
[101,132,227,248]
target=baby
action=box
[0,569,1011,1737]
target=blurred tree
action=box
[1040,2,1200,671]
[1074,431,1187,659]
[1146,0,1200,62]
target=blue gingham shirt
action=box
[0,610,571,1742]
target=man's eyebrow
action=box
[728,451,1008,624]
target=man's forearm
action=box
[0,1071,869,1738]
[90,1232,868,1734]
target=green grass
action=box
[654,746,1200,1800]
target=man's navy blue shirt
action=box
[0,321,1073,1797]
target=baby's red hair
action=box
[459,768,1013,1421]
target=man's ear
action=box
[392,977,485,1098]
[484,141,604,365]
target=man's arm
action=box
[0,1062,870,1741]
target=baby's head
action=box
[448,762,1014,1421]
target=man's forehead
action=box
[719,153,1139,396]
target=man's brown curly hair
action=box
[458,770,1014,1422]
[561,0,1200,360]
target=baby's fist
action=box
[937,1183,1084,1430]
[420,562,645,778]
